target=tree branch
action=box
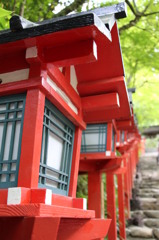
[119,16,140,34]
[119,1,158,34]
[19,0,26,17]
[143,11,159,16]
[54,0,86,17]
[125,0,136,16]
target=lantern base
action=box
[0,188,111,239]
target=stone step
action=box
[137,193,155,198]
[138,198,159,210]
[127,238,155,240]
[139,185,159,189]
[143,218,159,228]
[126,237,156,240]
[128,226,153,238]
[138,189,159,194]
[153,228,159,239]
[144,210,159,218]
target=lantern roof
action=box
[0,2,132,122]
[0,2,126,77]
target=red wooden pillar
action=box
[123,155,130,219]
[106,174,117,240]
[128,153,132,199]
[117,174,126,240]
[88,171,101,218]
[69,128,82,198]
[106,123,112,151]
[18,89,45,188]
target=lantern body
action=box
[81,124,107,153]
[0,94,25,188]
[81,122,116,156]
[39,99,75,195]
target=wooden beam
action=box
[43,39,97,66]
[18,89,45,188]
[47,64,81,109]
[106,174,117,240]
[0,204,95,218]
[88,172,101,218]
[117,174,126,239]
[58,218,111,240]
[81,92,120,113]
[69,128,82,198]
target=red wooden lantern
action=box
[0,3,129,239]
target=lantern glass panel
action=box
[39,99,75,195]
[112,128,115,152]
[81,124,107,153]
[0,94,26,188]
[121,131,125,143]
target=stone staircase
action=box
[126,154,159,239]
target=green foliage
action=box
[0,7,12,30]
[76,175,88,199]
[118,1,159,128]
[145,136,159,148]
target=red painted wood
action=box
[106,174,117,240]
[0,217,60,240]
[88,172,101,218]
[75,23,124,82]
[62,66,70,82]
[106,167,126,175]
[123,155,130,219]
[106,123,112,151]
[0,76,85,129]
[32,217,60,240]
[58,218,111,240]
[0,190,8,204]
[0,77,42,96]
[81,92,119,113]
[69,127,82,197]
[117,130,120,144]
[31,189,52,204]
[80,152,116,161]
[79,157,122,173]
[117,174,126,240]
[0,49,29,74]
[18,89,45,188]
[41,79,86,130]
[79,161,98,173]
[20,188,31,204]
[0,204,95,218]
[43,39,97,66]
[116,120,133,130]
[77,76,131,121]
[72,198,85,209]
[47,64,81,109]
[29,63,42,78]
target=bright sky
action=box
[53,0,108,14]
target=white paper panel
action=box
[3,122,12,160]
[12,121,21,160]
[46,178,58,188]
[0,69,29,84]
[0,104,6,111]
[85,133,99,146]
[1,174,6,182]
[47,131,63,171]
[70,66,78,93]
[0,123,4,149]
